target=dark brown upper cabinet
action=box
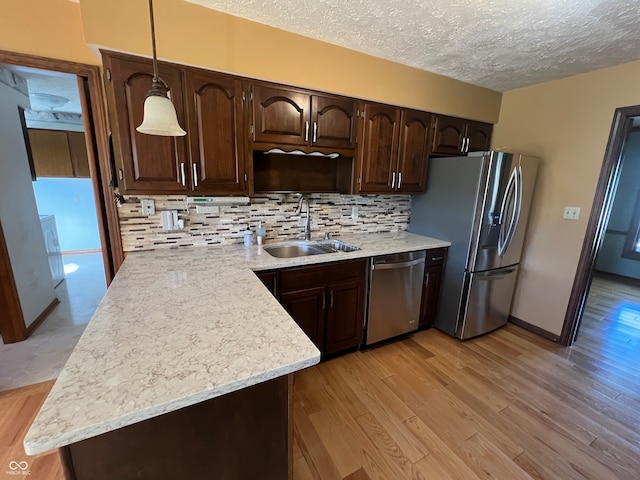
[103,52,189,194]
[357,103,400,193]
[396,109,433,193]
[431,115,492,156]
[184,69,247,194]
[103,51,248,195]
[251,84,358,153]
[357,103,432,194]
[465,120,493,152]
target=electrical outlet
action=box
[141,198,155,216]
[352,205,359,219]
[563,206,580,220]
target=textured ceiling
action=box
[187,0,640,92]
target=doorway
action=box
[561,105,640,345]
[0,50,122,349]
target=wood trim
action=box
[0,219,27,344]
[560,104,640,346]
[508,315,560,343]
[25,298,60,337]
[0,49,123,284]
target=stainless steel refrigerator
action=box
[409,151,538,339]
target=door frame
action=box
[560,104,640,345]
[0,50,124,284]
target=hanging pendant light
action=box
[136,0,186,136]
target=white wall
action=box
[0,81,56,327]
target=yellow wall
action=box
[0,0,96,65]
[492,60,640,336]
[78,0,501,122]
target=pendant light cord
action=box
[149,0,159,81]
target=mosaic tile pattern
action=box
[118,193,411,252]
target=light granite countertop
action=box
[24,231,450,455]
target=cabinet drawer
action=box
[280,258,368,292]
[426,248,447,266]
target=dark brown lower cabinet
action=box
[60,375,291,480]
[281,286,326,349]
[419,248,448,328]
[323,278,366,355]
[256,270,279,297]
[263,258,367,356]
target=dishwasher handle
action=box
[372,258,425,270]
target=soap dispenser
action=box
[243,226,253,246]
[256,221,266,245]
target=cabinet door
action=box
[28,129,73,177]
[431,115,465,156]
[311,95,358,150]
[465,120,493,152]
[280,287,326,349]
[396,110,432,193]
[419,266,443,328]
[357,103,400,193]
[252,85,310,146]
[324,279,366,355]
[104,54,188,193]
[67,131,91,178]
[184,70,247,194]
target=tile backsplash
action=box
[118,193,410,252]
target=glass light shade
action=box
[136,94,186,136]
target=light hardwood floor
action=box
[292,274,640,480]
[1,274,638,480]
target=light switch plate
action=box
[141,198,155,216]
[563,206,580,220]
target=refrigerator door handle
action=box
[502,166,523,256]
[497,167,518,256]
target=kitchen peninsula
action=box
[24,231,449,479]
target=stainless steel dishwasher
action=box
[364,250,426,346]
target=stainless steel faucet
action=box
[295,194,311,240]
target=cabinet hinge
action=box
[250,91,254,101]
[357,175,361,185]
[118,168,124,181]
[105,68,112,82]
[250,125,254,134]
[242,91,246,102]
[244,173,248,182]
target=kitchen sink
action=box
[263,243,328,258]
[263,239,360,258]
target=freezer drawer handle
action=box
[475,268,516,278]
[429,256,444,261]
[372,258,425,270]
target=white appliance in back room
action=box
[409,151,539,339]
